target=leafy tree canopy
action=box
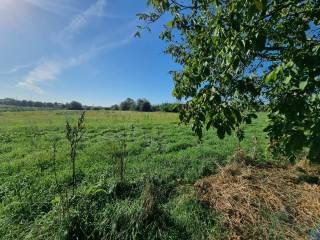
[152,102,183,112]
[139,0,320,162]
[120,98,137,111]
[67,101,83,110]
[137,98,152,111]
[110,104,120,110]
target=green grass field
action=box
[0,110,269,239]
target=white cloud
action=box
[24,0,80,16]
[61,0,107,40]
[17,54,88,94]
[17,33,135,94]
[17,60,63,94]
[14,0,136,94]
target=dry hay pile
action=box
[195,161,320,239]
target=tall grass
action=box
[110,129,128,183]
[0,110,271,239]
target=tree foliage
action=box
[119,98,153,112]
[0,98,90,110]
[137,98,152,112]
[152,102,183,112]
[67,101,83,110]
[110,104,120,110]
[120,98,137,111]
[0,98,66,109]
[139,0,320,162]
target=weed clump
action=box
[141,178,159,223]
[110,130,128,183]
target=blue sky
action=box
[0,0,177,106]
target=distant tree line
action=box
[0,98,183,112]
[152,103,183,113]
[0,98,64,109]
[110,98,182,113]
[0,98,97,111]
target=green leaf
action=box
[134,31,141,38]
[140,0,319,162]
[311,93,320,102]
[254,0,263,11]
[265,65,284,83]
[284,76,292,84]
[265,69,278,83]
[166,21,174,28]
[299,80,308,90]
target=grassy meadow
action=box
[0,110,270,239]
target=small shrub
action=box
[66,111,86,195]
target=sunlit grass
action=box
[0,110,268,239]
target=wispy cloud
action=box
[24,0,80,16]
[17,60,65,94]
[0,63,35,75]
[17,53,91,94]
[17,33,135,94]
[61,0,107,40]
[15,0,136,94]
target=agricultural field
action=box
[0,110,263,239]
[1,0,319,239]
[0,111,319,239]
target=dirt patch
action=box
[195,161,320,239]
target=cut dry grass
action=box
[195,161,320,239]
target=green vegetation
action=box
[0,98,83,111]
[1,1,319,239]
[118,98,180,112]
[0,110,269,239]
[139,0,320,162]
[0,98,182,113]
